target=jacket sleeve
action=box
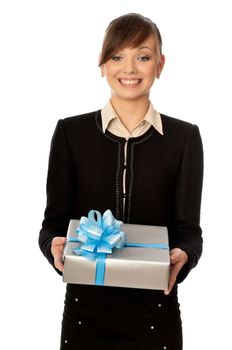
[171,124,204,283]
[38,119,75,274]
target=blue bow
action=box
[73,209,126,260]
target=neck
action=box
[110,95,150,132]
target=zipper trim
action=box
[126,129,155,223]
[95,113,124,219]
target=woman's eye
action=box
[111,56,122,61]
[138,56,150,61]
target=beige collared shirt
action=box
[101,100,164,139]
[101,100,164,216]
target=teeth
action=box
[120,79,141,85]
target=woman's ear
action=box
[100,64,106,77]
[98,53,105,77]
[156,54,165,79]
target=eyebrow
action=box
[118,46,155,54]
[138,46,155,52]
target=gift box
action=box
[63,213,170,290]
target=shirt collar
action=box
[101,100,164,136]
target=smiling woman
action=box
[100,35,165,130]
[99,14,165,131]
[39,12,203,350]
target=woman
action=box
[39,13,203,350]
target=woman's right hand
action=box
[51,237,66,272]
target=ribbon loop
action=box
[88,210,102,228]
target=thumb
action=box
[52,236,66,247]
[170,248,183,264]
[170,252,179,264]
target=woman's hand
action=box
[164,248,188,295]
[51,237,66,272]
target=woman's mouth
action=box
[119,79,142,87]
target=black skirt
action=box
[60,284,182,350]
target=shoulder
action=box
[61,110,99,128]
[159,114,202,155]
[161,113,201,139]
[52,110,102,147]
[161,113,197,130]
[54,110,101,139]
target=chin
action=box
[114,92,149,102]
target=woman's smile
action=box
[118,78,142,87]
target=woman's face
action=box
[100,35,165,102]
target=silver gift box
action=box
[63,220,170,290]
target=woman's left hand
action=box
[164,248,188,295]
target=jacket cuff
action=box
[171,244,201,283]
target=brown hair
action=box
[99,13,162,66]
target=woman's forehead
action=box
[116,36,157,52]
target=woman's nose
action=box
[123,58,137,74]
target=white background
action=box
[0,0,231,349]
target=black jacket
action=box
[39,110,203,284]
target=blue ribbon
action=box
[68,210,169,286]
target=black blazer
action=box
[39,110,204,284]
